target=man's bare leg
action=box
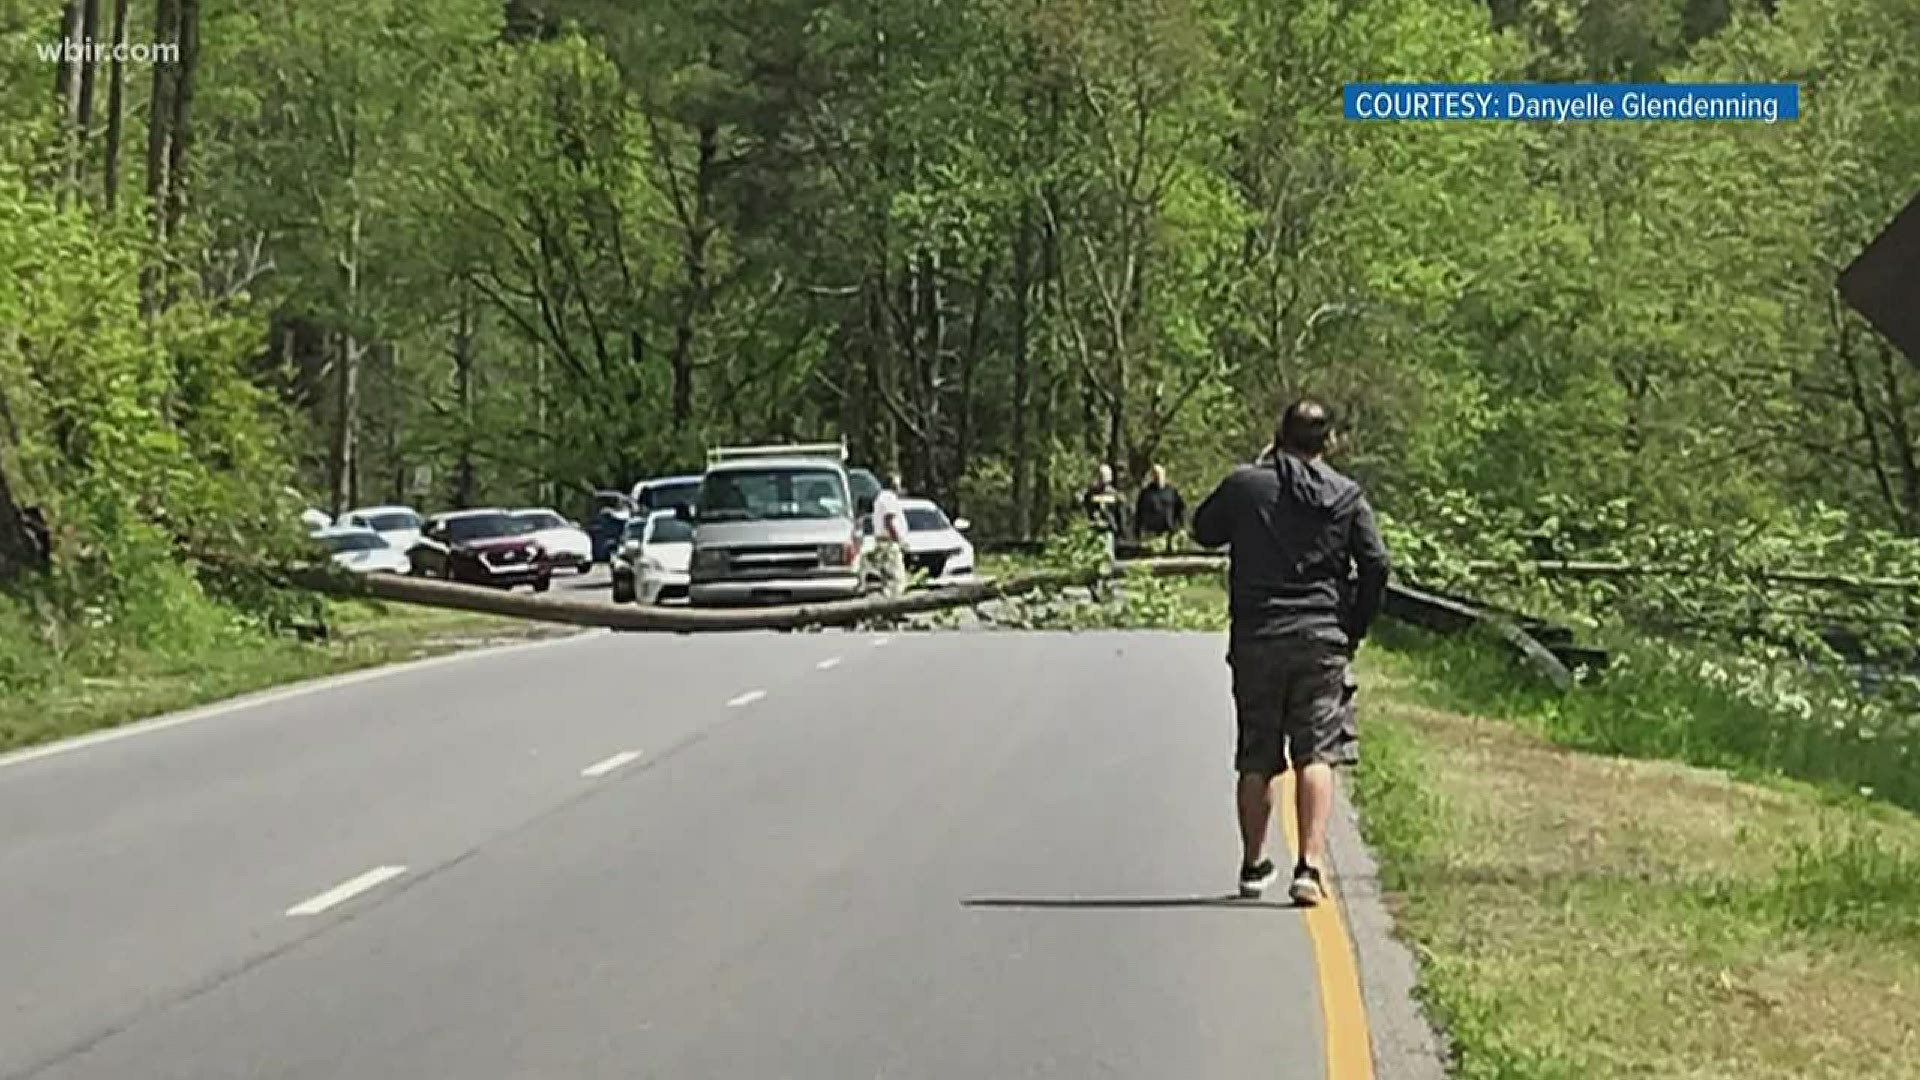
[1290,761,1334,904]
[1237,772,1275,866]
[1295,762,1333,866]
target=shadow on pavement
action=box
[963,894,1295,910]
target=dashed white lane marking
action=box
[816,657,843,671]
[580,750,642,778]
[727,690,767,708]
[286,865,408,917]
[872,636,892,648]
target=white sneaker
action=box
[1288,864,1325,907]
[1237,859,1278,898]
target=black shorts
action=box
[1228,634,1350,774]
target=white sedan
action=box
[340,504,422,554]
[512,508,594,574]
[313,526,410,575]
[897,498,975,585]
[613,510,693,604]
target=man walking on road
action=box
[1192,400,1390,905]
[870,472,910,598]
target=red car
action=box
[408,509,552,592]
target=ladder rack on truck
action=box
[705,441,848,467]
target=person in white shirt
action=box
[870,472,909,598]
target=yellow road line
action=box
[1279,772,1377,1080]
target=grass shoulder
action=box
[1351,640,1920,1079]
[0,598,573,755]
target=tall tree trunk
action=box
[329,333,362,515]
[865,268,896,473]
[535,346,551,506]
[918,248,945,495]
[53,2,76,103]
[102,0,129,209]
[668,120,717,430]
[0,462,42,583]
[383,343,404,503]
[76,1,99,122]
[163,0,200,240]
[74,0,100,189]
[1034,189,1064,532]
[1010,204,1034,538]
[56,1,84,199]
[452,299,478,509]
[328,210,364,516]
[955,256,991,512]
[145,0,179,242]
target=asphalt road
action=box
[0,630,1330,1079]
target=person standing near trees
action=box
[1134,464,1186,552]
[1192,400,1390,905]
[869,471,910,599]
[1081,463,1125,561]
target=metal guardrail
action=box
[976,539,1604,688]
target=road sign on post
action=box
[1839,190,1920,367]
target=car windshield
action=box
[646,516,694,544]
[640,480,701,511]
[445,514,533,542]
[622,519,650,541]
[323,532,388,553]
[361,511,419,531]
[905,508,950,533]
[697,468,849,522]
[517,511,568,530]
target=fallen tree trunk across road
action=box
[285,562,1210,633]
[267,554,1584,688]
[286,567,1076,632]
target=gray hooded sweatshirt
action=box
[1191,454,1390,645]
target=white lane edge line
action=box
[286,865,408,917]
[727,689,767,708]
[0,631,606,773]
[816,657,843,670]
[580,749,643,778]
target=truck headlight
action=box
[818,540,857,567]
[693,547,727,572]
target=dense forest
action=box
[1,0,1917,614]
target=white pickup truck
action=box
[681,442,866,607]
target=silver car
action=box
[684,444,865,606]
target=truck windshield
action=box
[698,468,849,522]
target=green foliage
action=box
[1379,620,1920,814]
[1345,694,1445,887]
